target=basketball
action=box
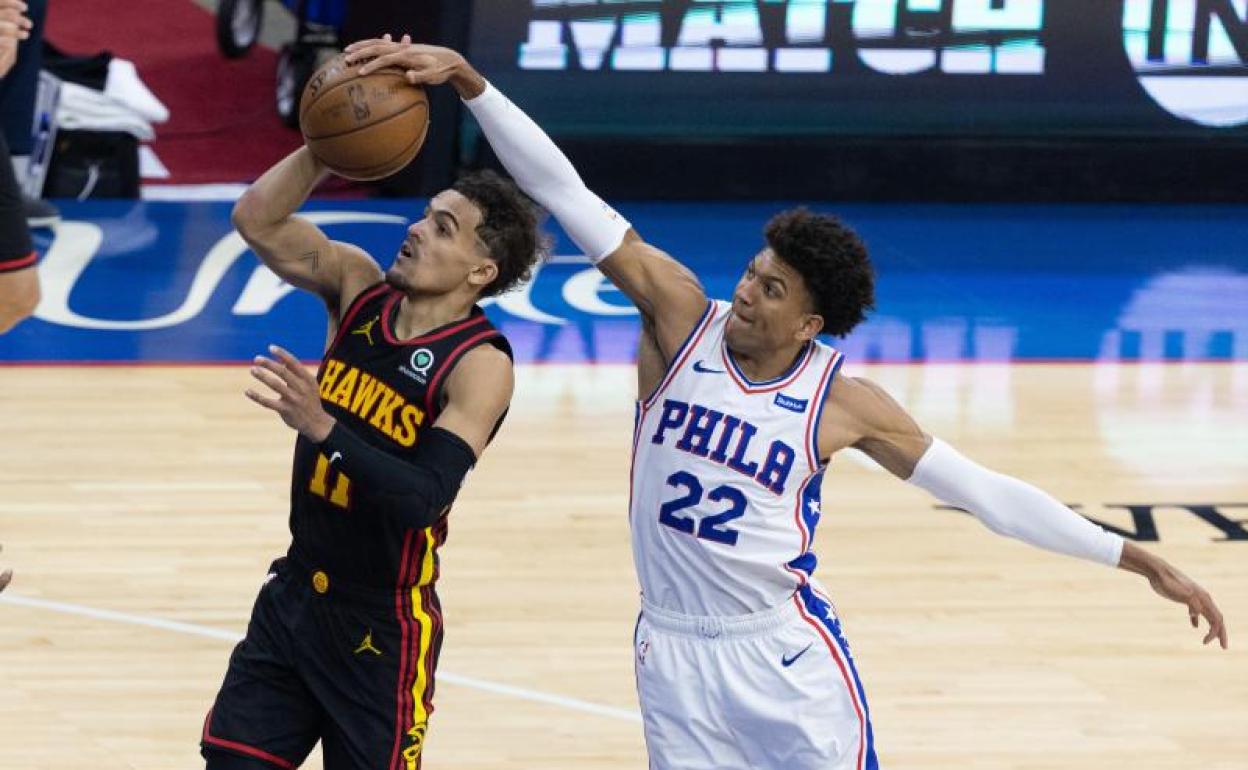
[298,53,430,181]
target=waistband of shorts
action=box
[640,594,796,639]
[280,550,408,611]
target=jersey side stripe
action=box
[641,300,718,410]
[403,528,439,769]
[792,591,868,770]
[627,401,645,524]
[783,470,824,588]
[390,530,418,770]
[804,350,843,470]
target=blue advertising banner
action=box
[2,200,1246,364]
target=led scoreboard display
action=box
[467,1,1248,138]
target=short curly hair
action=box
[764,208,875,337]
[451,170,549,298]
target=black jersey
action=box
[286,282,511,591]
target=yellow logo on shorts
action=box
[402,722,428,769]
[311,570,329,594]
[353,629,382,656]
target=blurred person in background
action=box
[0,544,11,592]
[0,0,39,333]
[0,0,56,227]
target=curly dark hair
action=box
[764,208,875,337]
[451,170,549,298]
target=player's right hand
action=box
[0,0,31,39]
[344,35,466,87]
[0,0,31,80]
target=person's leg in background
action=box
[0,128,39,333]
[0,0,58,227]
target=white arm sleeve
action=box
[462,83,631,262]
[907,438,1124,567]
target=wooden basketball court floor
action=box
[1,361,1245,769]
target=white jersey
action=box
[630,300,845,616]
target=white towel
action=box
[104,58,169,124]
[56,81,155,140]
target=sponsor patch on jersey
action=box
[400,347,436,384]
[774,393,808,413]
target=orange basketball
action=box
[299,53,430,181]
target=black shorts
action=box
[201,557,443,770]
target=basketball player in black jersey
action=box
[200,144,545,770]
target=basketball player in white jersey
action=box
[346,40,1229,770]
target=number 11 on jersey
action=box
[310,453,351,508]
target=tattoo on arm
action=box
[298,250,320,273]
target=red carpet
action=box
[48,0,304,185]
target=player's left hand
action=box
[246,344,336,443]
[1145,561,1229,649]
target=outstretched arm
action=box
[344,39,707,360]
[820,376,1229,648]
[231,146,382,319]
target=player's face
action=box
[387,190,496,296]
[725,249,821,354]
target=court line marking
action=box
[67,481,266,492]
[0,592,642,724]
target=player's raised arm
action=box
[231,146,382,314]
[344,39,708,359]
[820,375,1228,649]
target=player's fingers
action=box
[0,13,28,32]
[1201,596,1228,649]
[267,349,320,398]
[358,51,411,76]
[267,345,314,385]
[344,42,397,67]
[250,365,295,400]
[400,33,412,45]
[344,38,387,55]
[244,388,283,412]
[252,355,296,388]
[7,9,30,28]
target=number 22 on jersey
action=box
[658,470,746,546]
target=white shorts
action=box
[634,584,879,770]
